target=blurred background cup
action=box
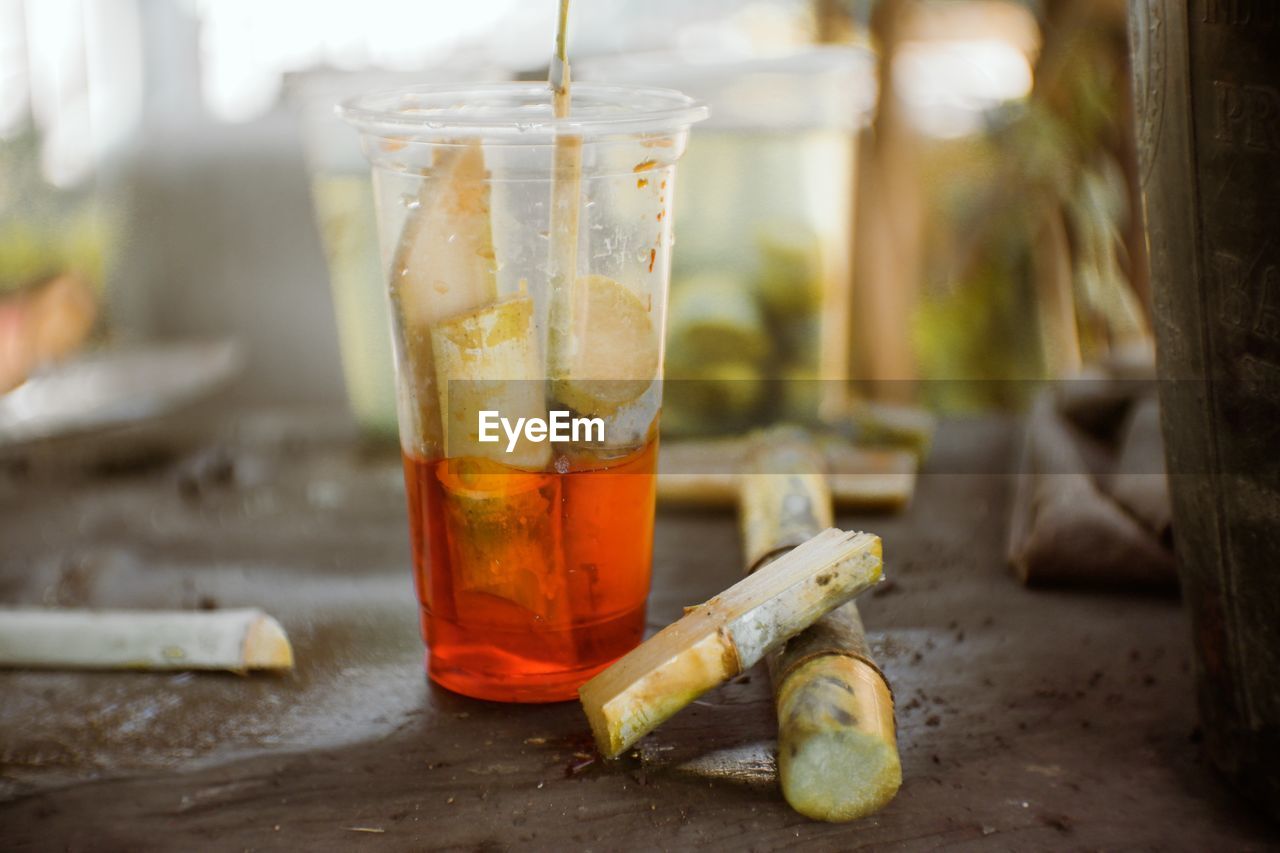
[580,48,876,436]
[341,82,706,701]
[288,67,506,441]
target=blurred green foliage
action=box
[0,131,109,295]
[912,1,1141,410]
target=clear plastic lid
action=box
[339,82,708,143]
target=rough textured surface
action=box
[1,409,1277,850]
[1135,0,1280,820]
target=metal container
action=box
[1130,0,1280,818]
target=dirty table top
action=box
[1,408,1276,850]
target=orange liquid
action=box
[402,439,657,702]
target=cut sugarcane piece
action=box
[430,295,551,471]
[741,430,900,821]
[437,458,567,624]
[820,438,918,512]
[739,430,834,570]
[546,136,585,383]
[656,436,916,512]
[578,528,882,758]
[391,140,500,449]
[546,4,584,385]
[395,141,499,327]
[772,616,901,822]
[554,275,660,418]
[0,608,293,673]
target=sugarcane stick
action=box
[391,140,499,453]
[431,295,551,470]
[657,436,916,511]
[1106,395,1171,543]
[546,0,585,388]
[1007,392,1175,588]
[741,429,901,822]
[578,528,882,758]
[542,10,661,421]
[0,608,293,673]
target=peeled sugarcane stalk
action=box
[657,436,916,512]
[579,528,882,759]
[546,0,586,392]
[1007,392,1175,588]
[544,7,659,421]
[740,428,900,822]
[430,294,551,470]
[0,608,293,673]
[1106,395,1171,544]
[391,139,500,450]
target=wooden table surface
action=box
[1,409,1276,851]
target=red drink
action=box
[402,439,657,702]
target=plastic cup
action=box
[342,83,706,702]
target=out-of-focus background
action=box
[0,0,1147,439]
[10,3,1280,844]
